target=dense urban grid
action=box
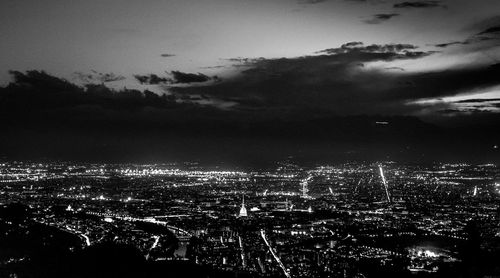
[1,160,499,278]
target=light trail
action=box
[35,220,91,247]
[113,215,192,236]
[260,230,291,278]
[239,236,247,267]
[378,165,391,203]
[64,225,91,246]
[146,235,160,260]
[151,235,160,249]
[82,234,91,246]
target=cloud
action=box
[319,42,418,53]
[466,15,500,32]
[393,1,442,8]
[468,20,500,47]
[201,65,226,69]
[134,71,217,85]
[364,13,400,24]
[454,98,500,103]
[74,71,126,83]
[316,42,434,60]
[477,25,500,36]
[170,43,500,121]
[450,98,500,114]
[385,67,405,71]
[444,16,500,48]
[224,57,264,67]
[170,71,214,84]
[432,16,500,54]
[134,74,170,85]
[299,0,367,4]
[2,67,500,163]
[0,71,186,115]
[299,0,329,4]
[434,41,464,48]
[226,57,255,63]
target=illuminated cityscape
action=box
[2,0,500,277]
[1,160,499,277]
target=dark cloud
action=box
[201,66,226,70]
[2,69,500,163]
[466,21,500,50]
[74,71,126,83]
[393,1,442,8]
[0,70,421,137]
[134,74,170,85]
[299,0,329,4]
[226,57,255,63]
[449,99,500,115]
[434,41,464,48]
[134,71,216,85]
[170,71,214,84]
[454,98,500,103]
[385,67,405,71]
[224,57,264,68]
[316,42,434,60]
[2,71,179,111]
[466,15,500,32]
[319,42,418,54]
[458,16,500,46]
[160,53,176,57]
[477,26,500,36]
[299,0,368,4]
[343,41,364,47]
[433,35,494,50]
[432,17,500,54]
[171,44,500,120]
[364,13,400,24]
[438,109,462,115]
[440,107,494,114]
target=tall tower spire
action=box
[301,175,312,199]
[239,194,248,217]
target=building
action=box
[239,196,248,217]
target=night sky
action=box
[1,0,499,165]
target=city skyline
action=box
[1,160,499,277]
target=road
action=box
[260,229,292,278]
